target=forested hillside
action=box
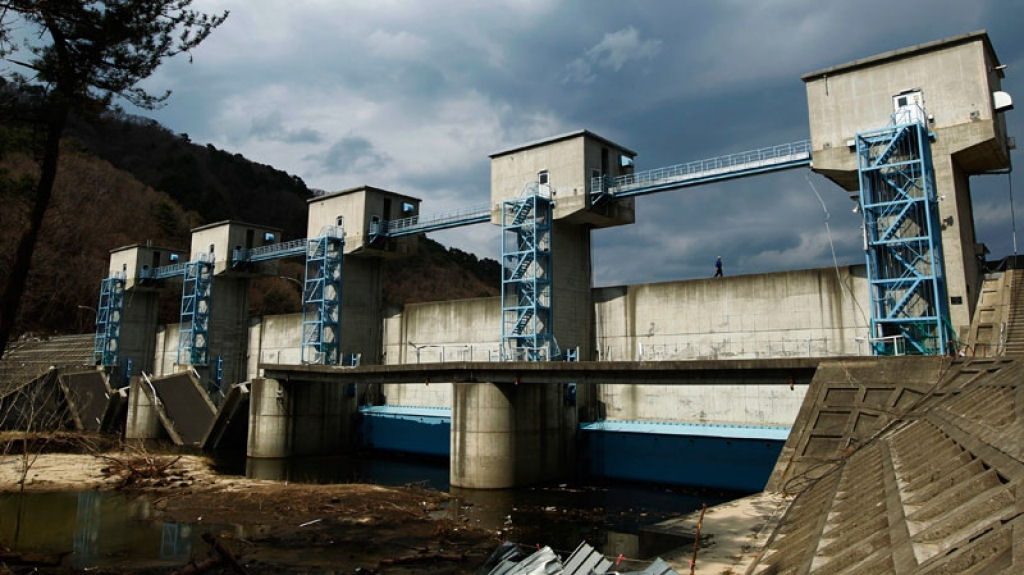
[0,85,498,338]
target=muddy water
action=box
[234,452,737,558]
[0,452,738,569]
[0,491,227,570]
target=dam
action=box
[0,30,1020,574]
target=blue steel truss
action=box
[92,273,126,366]
[302,226,345,365]
[856,115,951,355]
[592,140,811,201]
[177,256,214,366]
[501,193,553,361]
[371,202,491,240]
[231,238,308,266]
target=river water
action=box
[0,451,741,570]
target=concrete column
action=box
[124,376,162,440]
[119,289,161,375]
[931,153,981,336]
[247,377,357,458]
[204,277,250,392]
[451,381,577,489]
[247,377,292,458]
[341,256,384,364]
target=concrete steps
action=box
[1003,270,1024,355]
[752,358,1024,574]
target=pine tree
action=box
[0,1,227,358]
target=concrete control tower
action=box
[804,31,1014,341]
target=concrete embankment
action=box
[662,356,1023,574]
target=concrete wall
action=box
[248,313,303,375]
[594,265,870,362]
[151,264,871,427]
[598,384,806,427]
[381,297,501,407]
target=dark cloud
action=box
[249,112,324,144]
[310,136,391,175]
[127,0,1024,284]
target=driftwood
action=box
[96,451,182,487]
[379,552,466,565]
[202,532,249,575]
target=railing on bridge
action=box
[592,139,812,200]
[232,238,308,265]
[372,202,492,238]
[139,261,188,280]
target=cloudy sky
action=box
[130,0,1024,287]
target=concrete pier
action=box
[124,376,163,440]
[451,381,577,489]
[247,377,357,459]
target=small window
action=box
[263,232,276,242]
[538,170,549,185]
[402,202,416,213]
[169,253,180,262]
[336,215,344,227]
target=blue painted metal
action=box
[501,191,554,361]
[177,256,214,366]
[122,358,133,388]
[301,226,345,364]
[215,355,224,389]
[138,262,187,280]
[371,202,491,239]
[92,273,125,366]
[580,421,789,492]
[856,110,951,355]
[592,139,811,202]
[231,237,308,266]
[357,405,451,457]
[579,420,791,441]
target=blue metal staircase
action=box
[856,108,951,355]
[501,192,553,361]
[301,226,345,364]
[92,273,125,366]
[177,256,214,366]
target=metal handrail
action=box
[140,262,187,280]
[235,238,308,263]
[592,139,811,196]
[381,202,492,235]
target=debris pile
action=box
[481,541,679,575]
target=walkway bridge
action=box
[371,138,813,239]
[591,139,811,202]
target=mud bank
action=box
[0,451,497,573]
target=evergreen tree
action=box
[0,1,227,359]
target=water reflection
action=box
[238,452,736,559]
[0,491,214,569]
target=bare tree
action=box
[0,1,228,359]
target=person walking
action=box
[714,256,723,278]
